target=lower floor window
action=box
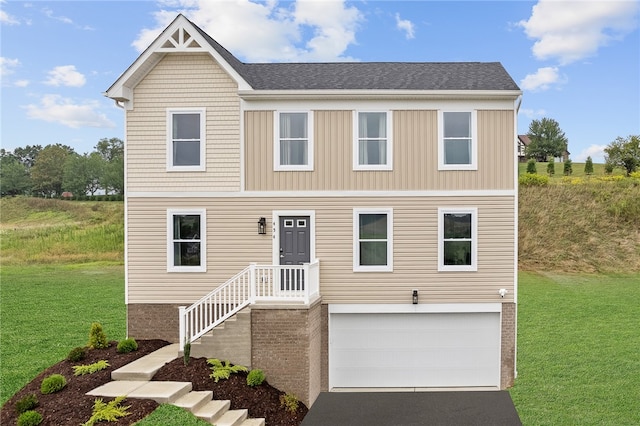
[353,208,393,272]
[438,207,477,271]
[167,209,206,272]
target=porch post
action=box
[178,306,186,351]
[303,263,310,304]
[249,263,257,304]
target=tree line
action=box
[525,117,639,175]
[0,138,124,198]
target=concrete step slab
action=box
[86,380,148,398]
[240,418,266,426]
[215,409,248,426]
[193,399,231,423]
[172,390,213,412]
[111,343,179,381]
[127,381,192,404]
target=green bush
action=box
[40,374,67,394]
[67,346,87,362]
[546,158,555,176]
[183,341,191,366]
[279,393,299,413]
[563,159,573,176]
[519,173,549,186]
[73,360,110,376]
[207,359,248,382]
[584,156,594,175]
[526,158,537,174]
[82,396,131,426]
[247,369,266,387]
[15,394,38,414]
[88,322,108,349]
[117,338,138,354]
[604,162,614,175]
[17,410,43,426]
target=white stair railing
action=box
[179,260,319,350]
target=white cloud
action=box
[15,79,29,87]
[520,66,566,91]
[518,0,639,65]
[395,13,415,39]
[575,144,607,163]
[44,65,86,87]
[42,7,73,24]
[519,108,547,119]
[23,95,115,129]
[1,9,20,25]
[133,0,363,62]
[0,57,20,76]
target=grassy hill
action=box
[1,181,639,272]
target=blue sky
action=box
[1,0,639,163]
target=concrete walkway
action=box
[87,344,264,426]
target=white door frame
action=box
[272,210,316,266]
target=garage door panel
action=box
[330,312,500,388]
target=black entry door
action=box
[279,216,310,290]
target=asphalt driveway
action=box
[301,391,522,426]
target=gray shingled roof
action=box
[191,18,520,92]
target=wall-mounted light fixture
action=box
[258,217,267,235]
[412,289,418,305]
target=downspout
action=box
[513,94,522,382]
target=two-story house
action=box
[106,14,521,407]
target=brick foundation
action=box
[251,299,322,407]
[501,302,516,389]
[127,304,181,343]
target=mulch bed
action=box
[1,340,307,426]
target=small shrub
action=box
[82,396,131,426]
[183,341,191,366]
[604,162,614,175]
[280,393,299,413]
[117,338,138,354]
[519,173,549,186]
[247,369,266,387]
[17,410,43,426]
[630,171,640,180]
[207,359,248,382]
[73,360,110,376]
[40,374,67,394]
[584,156,594,175]
[546,158,555,176]
[67,346,87,362]
[563,159,573,176]
[88,322,108,349]
[15,394,38,414]
[526,158,537,174]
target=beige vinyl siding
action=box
[127,196,515,305]
[245,109,514,191]
[127,53,240,192]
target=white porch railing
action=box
[179,260,320,350]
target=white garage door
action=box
[330,312,500,388]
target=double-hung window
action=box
[354,111,392,170]
[275,112,313,171]
[438,111,477,170]
[167,209,206,272]
[167,108,206,171]
[438,208,477,271]
[353,208,393,272]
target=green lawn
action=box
[0,264,125,404]
[511,272,640,425]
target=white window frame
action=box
[438,110,477,171]
[353,208,393,272]
[167,209,206,272]
[353,111,393,171]
[167,108,206,171]
[274,111,314,171]
[438,207,477,272]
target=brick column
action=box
[501,302,516,388]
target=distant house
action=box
[106,14,521,406]
[518,134,570,163]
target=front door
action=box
[279,216,311,290]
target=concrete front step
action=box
[215,408,248,426]
[111,343,180,380]
[172,390,213,412]
[239,419,266,426]
[87,380,191,404]
[193,399,231,423]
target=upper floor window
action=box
[167,108,206,171]
[354,111,392,170]
[353,208,393,272]
[438,111,477,170]
[167,209,206,272]
[438,207,477,272]
[275,112,313,171]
